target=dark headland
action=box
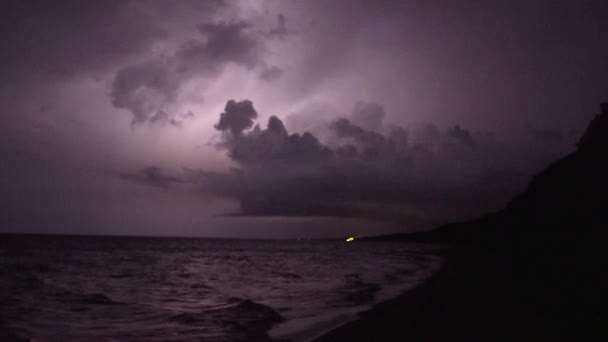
[315,103,608,341]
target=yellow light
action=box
[346,237,355,242]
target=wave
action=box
[168,298,283,338]
[168,312,206,325]
[109,273,137,279]
[1,237,441,341]
[233,299,283,325]
[80,293,126,306]
[340,273,381,306]
[272,270,302,279]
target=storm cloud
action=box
[163,99,543,227]
[111,19,266,125]
[120,166,185,188]
[3,1,608,237]
[215,99,258,137]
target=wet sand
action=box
[314,245,477,342]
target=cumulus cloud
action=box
[329,118,388,159]
[193,20,262,68]
[446,125,475,147]
[4,1,606,237]
[215,100,332,164]
[215,99,258,137]
[111,61,179,123]
[119,96,575,228]
[189,99,532,225]
[350,102,386,131]
[229,120,332,165]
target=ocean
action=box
[0,235,442,341]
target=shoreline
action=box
[312,245,456,342]
[269,244,446,342]
[314,231,608,341]
[311,249,456,342]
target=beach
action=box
[315,230,608,341]
[314,244,473,342]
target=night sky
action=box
[1,0,607,238]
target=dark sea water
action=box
[0,235,442,341]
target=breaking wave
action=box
[0,235,442,341]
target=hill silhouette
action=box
[372,102,608,242]
[318,103,608,341]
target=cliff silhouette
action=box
[505,102,608,231]
[375,102,608,242]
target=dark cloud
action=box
[194,99,540,226]
[171,111,195,126]
[329,118,390,160]
[446,125,475,147]
[350,102,385,131]
[111,61,179,123]
[259,66,283,82]
[386,126,409,152]
[215,103,332,164]
[195,21,262,68]
[410,123,441,147]
[215,100,258,137]
[265,14,290,39]
[284,103,341,136]
[116,95,565,229]
[148,110,195,127]
[5,1,606,238]
[119,167,184,188]
[111,19,264,124]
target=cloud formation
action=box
[215,100,332,165]
[115,93,575,230]
[111,19,265,125]
[183,99,536,226]
[215,99,258,137]
[259,66,283,82]
[120,167,185,188]
[350,102,386,131]
[5,1,606,237]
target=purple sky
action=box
[1,0,607,238]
